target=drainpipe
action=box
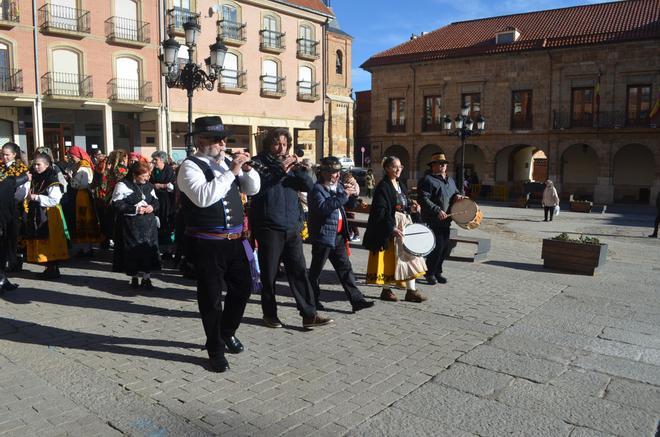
[32,0,44,152]
[410,63,417,184]
[321,16,329,162]
[545,47,558,189]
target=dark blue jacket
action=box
[417,171,459,228]
[308,182,357,247]
[249,152,314,232]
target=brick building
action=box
[361,0,660,204]
[0,0,352,163]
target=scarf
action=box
[69,146,91,163]
[1,160,29,177]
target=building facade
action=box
[0,0,349,163]
[361,0,660,204]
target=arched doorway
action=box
[454,143,486,186]
[561,144,599,201]
[383,145,410,182]
[417,144,443,179]
[613,144,655,203]
[495,145,538,183]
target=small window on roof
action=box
[496,27,520,44]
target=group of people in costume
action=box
[0,117,465,373]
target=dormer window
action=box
[496,27,520,44]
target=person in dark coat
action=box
[650,191,660,238]
[150,151,177,258]
[307,156,374,313]
[0,171,28,291]
[1,142,29,272]
[111,162,160,289]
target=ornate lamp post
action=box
[443,104,486,194]
[160,12,228,156]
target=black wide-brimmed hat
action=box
[427,152,449,166]
[319,156,342,172]
[191,116,233,138]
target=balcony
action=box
[387,119,406,133]
[218,19,246,46]
[260,30,285,53]
[553,111,656,129]
[107,78,152,103]
[0,1,19,26]
[105,16,150,46]
[296,38,319,60]
[260,75,285,98]
[42,72,93,98]
[167,6,196,35]
[421,117,443,132]
[218,69,247,94]
[38,3,90,37]
[0,68,22,93]
[297,81,320,102]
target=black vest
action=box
[181,156,244,230]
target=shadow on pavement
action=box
[483,260,548,273]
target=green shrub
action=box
[551,233,601,244]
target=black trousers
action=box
[544,206,555,221]
[653,211,660,235]
[308,233,365,306]
[194,238,252,355]
[3,218,19,270]
[425,225,451,278]
[255,228,316,319]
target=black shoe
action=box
[7,263,22,273]
[435,275,448,284]
[424,275,437,285]
[263,316,283,328]
[351,299,375,313]
[0,277,19,291]
[38,267,61,280]
[315,302,326,311]
[649,233,658,238]
[141,278,154,290]
[209,355,229,373]
[222,336,244,354]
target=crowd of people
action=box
[0,117,469,373]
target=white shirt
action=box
[70,165,93,190]
[177,153,260,208]
[36,185,62,208]
[112,181,157,216]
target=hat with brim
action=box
[190,116,233,139]
[319,156,342,172]
[427,152,449,166]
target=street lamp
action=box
[443,104,486,194]
[160,11,228,156]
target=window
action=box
[113,0,139,41]
[50,0,79,31]
[298,65,313,95]
[0,42,11,91]
[261,15,283,49]
[462,93,481,119]
[221,52,239,88]
[115,57,140,100]
[336,50,343,75]
[298,24,316,57]
[511,90,532,129]
[388,98,405,132]
[571,87,594,127]
[171,0,194,29]
[423,95,442,130]
[262,59,279,92]
[626,85,651,126]
[221,4,243,41]
[52,48,81,96]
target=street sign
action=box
[360,146,365,152]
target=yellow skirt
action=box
[366,238,424,287]
[73,189,101,244]
[26,206,70,264]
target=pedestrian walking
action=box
[365,169,375,199]
[363,156,427,303]
[250,128,333,329]
[307,156,375,313]
[542,179,560,222]
[649,191,660,238]
[177,116,261,373]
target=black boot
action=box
[0,272,19,291]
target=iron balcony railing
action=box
[297,81,319,101]
[168,6,196,32]
[260,29,285,51]
[219,19,246,44]
[421,116,444,132]
[553,110,657,129]
[38,3,90,34]
[260,75,285,96]
[105,16,150,43]
[42,72,92,97]
[0,68,22,92]
[296,38,319,59]
[0,0,19,22]
[107,78,152,102]
[387,119,406,133]
[219,69,247,92]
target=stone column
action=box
[103,104,114,154]
[248,125,259,157]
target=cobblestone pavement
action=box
[0,204,658,436]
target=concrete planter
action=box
[541,239,607,275]
[570,201,593,213]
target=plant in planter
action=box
[541,233,607,275]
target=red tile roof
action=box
[276,0,334,17]
[362,0,660,69]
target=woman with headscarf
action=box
[0,170,28,291]
[1,142,29,272]
[66,146,101,256]
[24,153,69,279]
[542,179,560,222]
[112,162,160,289]
[96,149,129,249]
[150,151,176,259]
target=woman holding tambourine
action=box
[363,156,428,303]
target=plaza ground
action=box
[0,203,658,436]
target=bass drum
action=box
[402,223,436,257]
[450,198,483,230]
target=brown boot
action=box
[380,288,398,302]
[405,289,427,303]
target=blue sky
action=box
[328,0,616,92]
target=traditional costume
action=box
[0,158,29,272]
[0,172,28,290]
[150,164,177,255]
[67,146,101,250]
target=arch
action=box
[560,144,598,200]
[383,145,410,182]
[454,143,486,186]
[262,12,281,32]
[298,21,314,40]
[336,49,343,75]
[494,144,538,183]
[416,144,444,177]
[613,144,655,203]
[220,0,242,22]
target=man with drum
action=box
[417,153,464,285]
